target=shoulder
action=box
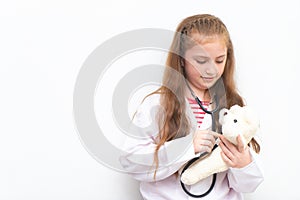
[139,93,161,109]
[134,93,161,117]
[130,93,161,127]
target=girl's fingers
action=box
[199,145,212,153]
[219,141,234,160]
[193,130,222,153]
[195,142,212,153]
[200,139,215,152]
[236,134,245,152]
[201,139,213,147]
[202,132,215,142]
[222,136,240,154]
[220,151,233,166]
[209,131,222,138]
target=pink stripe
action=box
[189,103,209,107]
[191,106,199,109]
[196,116,204,119]
[187,98,210,104]
[193,112,205,114]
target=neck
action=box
[184,83,211,102]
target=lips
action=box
[201,76,215,81]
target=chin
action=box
[200,82,217,90]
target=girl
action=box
[120,14,263,199]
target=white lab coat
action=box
[120,93,264,200]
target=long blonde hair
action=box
[147,14,260,178]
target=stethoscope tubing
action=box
[180,81,220,198]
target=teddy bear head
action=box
[218,105,260,145]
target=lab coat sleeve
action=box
[227,149,264,193]
[119,94,197,182]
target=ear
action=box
[219,108,229,125]
[229,105,242,114]
[242,106,260,129]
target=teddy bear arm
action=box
[181,147,228,185]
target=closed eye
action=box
[216,60,224,64]
[216,55,226,64]
[196,60,207,64]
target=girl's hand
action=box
[218,134,252,168]
[193,130,216,154]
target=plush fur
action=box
[181,105,259,185]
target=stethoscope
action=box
[180,80,220,198]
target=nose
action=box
[204,62,218,76]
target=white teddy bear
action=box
[181,105,260,185]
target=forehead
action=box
[191,32,225,43]
[185,33,227,55]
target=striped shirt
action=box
[187,97,210,129]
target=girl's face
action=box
[183,35,227,93]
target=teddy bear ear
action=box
[242,106,260,128]
[219,108,229,125]
[229,105,242,114]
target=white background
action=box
[1,0,300,199]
